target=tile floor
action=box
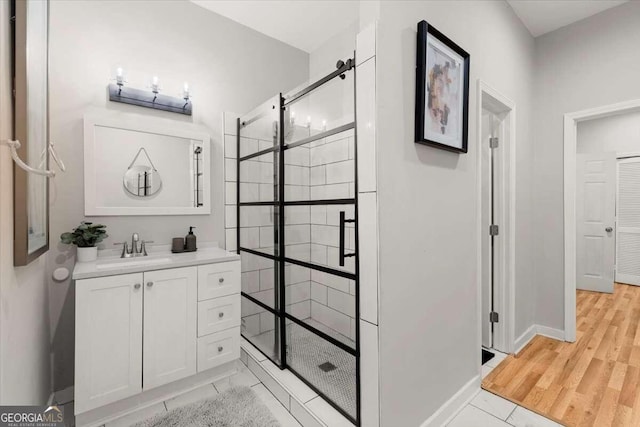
[446,348,563,427]
[58,348,562,427]
[56,362,304,427]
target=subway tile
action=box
[225,182,236,205]
[310,139,350,166]
[239,183,259,203]
[223,111,239,136]
[286,146,310,167]
[286,281,311,304]
[259,226,275,250]
[311,270,350,293]
[285,184,310,201]
[251,384,301,427]
[242,271,260,294]
[241,250,273,272]
[260,183,274,202]
[261,360,317,404]
[311,244,328,265]
[327,288,355,317]
[356,58,376,192]
[239,137,259,157]
[310,205,327,224]
[310,165,326,186]
[225,228,237,252]
[325,160,354,185]
[286,265,311,285]
[213,364,259,392]
[225,205,237,228]
[327,246,355,271]
[288,300,311,320]
[306,396,353,427]
[285,206,311,225]
[290,397,324,427]
[286,165,310,186]
[241,337,267,362]
[310,301,351,337]
[240,227,260,249]
[311,225,339,247]
[286,224,311,245]
[326,205,354,226]
[224,133,237,159]
[242,313,261,335]
[240,348,248,365]
[310,183,351,200]
[260,268,275,291]
[287,243,312,262]
[225,158,237,182]
[260,311,276,333]
[311,282,328,305]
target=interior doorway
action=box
[477,80,516,359]
[563,99,640,342]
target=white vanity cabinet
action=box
[142,267,197,390]
[75,273,144,414]
[74,252,241,418]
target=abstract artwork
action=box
[415,21,470,152]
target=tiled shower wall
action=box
[224,112,357,344]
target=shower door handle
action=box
[339,211,356,267]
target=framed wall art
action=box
[415,20,470,153]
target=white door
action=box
[616,158,640,286]
[143,266,197,389]
[576,152,616,293]
[75,273,143,413]
[481,111,493,348]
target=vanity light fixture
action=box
[306,115,311,128]
[322,119,327,131]
[108,71,192,116]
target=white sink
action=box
[95,257,172,270]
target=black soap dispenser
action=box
[185,226,197,252]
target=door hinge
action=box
[489,224,499,236]
[489,137,499,148]
[490,312,499,323]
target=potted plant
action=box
[60,221,108,262]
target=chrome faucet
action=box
[114,233,154,258]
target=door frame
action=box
[563,98,640,342]
[476,80,516,362]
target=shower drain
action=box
[318,361,337,372]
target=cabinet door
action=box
[143,267,197,389]
[75,273,143,414]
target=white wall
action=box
[577,111,640,155]
[0,0,51,404]
[47,0,309,391]
[374,2,535,425]
[532,1,640,331]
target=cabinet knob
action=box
[134,283,141,289]
[147,281,154,287]
[218,312,224,318]
[219,277,225,283]
[218,346,224,352]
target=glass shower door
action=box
[239,59,359,425]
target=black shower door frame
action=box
[237,57,361,425]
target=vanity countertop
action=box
[72,244,240,280]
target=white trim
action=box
[514,325,566,355]
[419,375,481,427]
[514,325,536,355]
[476,80,517,371]
[563,99,640,343]
[83,113,211,216]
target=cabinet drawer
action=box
[197,327,240,372]
[197,295,240,336]
[198,261,240,301]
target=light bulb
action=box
[115,67,124,85]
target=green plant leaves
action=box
[60,221,108,248]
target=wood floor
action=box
[483,283,640,427]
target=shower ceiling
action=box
[190,0,359,52]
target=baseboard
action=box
[515,324,565,355]
[536,325,565,341]
[419,375,480,427]
[514,325,537,355]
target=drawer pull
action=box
[147,281,154,288]
[218,312,224,318]
[219,277,225,283]
[218,346,224,352]
[134,283,141,289]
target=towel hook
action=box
[0,139,64,177]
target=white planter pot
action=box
[77,246,98,263]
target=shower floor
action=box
[248,318,357,420]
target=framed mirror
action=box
[83,114,211,216]
[12,0,50,266]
